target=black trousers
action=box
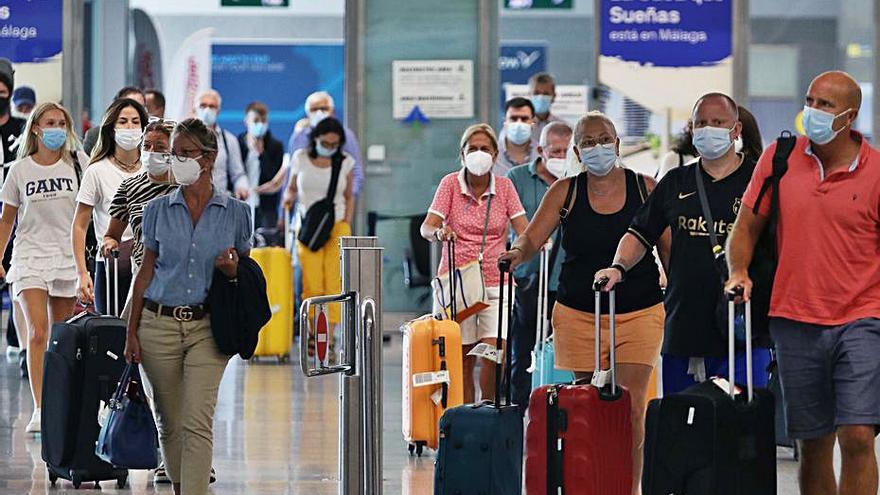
[510,279,556,414]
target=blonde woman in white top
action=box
[0,102,87,432]
[72,98,146,315]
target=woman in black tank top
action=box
[499,112,669,493]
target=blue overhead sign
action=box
[499,43,546,120]
[599,0,732,67]
[0,0,63,63]
[212,42,344,148]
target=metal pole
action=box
[300,237,383,495]
[62,0,85,136]
[340,237,383,495]
[732,0,750,106]
[477,0,499,123]
[344,0,367,234]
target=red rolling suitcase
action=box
[525,280,632,495]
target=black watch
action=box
[611,263,627,281]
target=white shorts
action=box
[434,286,509,346]
[14,277,77,299]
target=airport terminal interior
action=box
[2,0,880,493]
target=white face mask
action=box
[171,156,203,186]
[544,157,567,179]
[309,110,329,128]
[115,128,143,151]
[462,150,494,176]
[141,151,171,177]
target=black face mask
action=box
[0,97,8,116]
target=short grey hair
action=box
[539,121,573,147]
[573,111,617,144]
[195,88,222,107]
[305,91,335,113]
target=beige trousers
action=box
[138,308,230,494]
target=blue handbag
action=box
[96,363,160,469]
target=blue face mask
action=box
[506,122,532,145]
[248,121,267,137]
[40,127,67,151]
[531,94,552,115]
[802,106,851,145]
[580,143,618,176]
[316,141,338,157]
[692,125,735,160]
[197,107,217,126]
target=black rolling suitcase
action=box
[41,253,129,489]
[642,292,776,495]
[433,260,523,494]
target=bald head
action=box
[808,71,862,113]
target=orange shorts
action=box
[551,302,664,372]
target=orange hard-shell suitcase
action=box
[401,240,464,455]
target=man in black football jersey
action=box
[595,93,771,394]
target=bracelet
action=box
[511,246,524,254]
[611,263,627,280]
[434,229,443,241]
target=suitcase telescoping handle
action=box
[104,249,120,317]
[593,278,617,394]
[532,246,549,364]
[727,287,753,402]
[447,240,457,320]
[497,259,515,407]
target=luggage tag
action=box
[431,388,443,405]
[590,369,611,388]
[97,400,110,428]
[526,350,537,373]
[711,377,742,395]
[413,370,450,388]
[467,342,503,363]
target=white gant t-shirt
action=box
[290,149,354,221]
[76,158,141,258]
[0,152,89,283]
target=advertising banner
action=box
[0,0,63,102]
[211,42,344,146]
[165,28,213,121]
[131,9,163,91]
[598,0,733,117]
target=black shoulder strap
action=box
[678,151,684,168]
[324,153,343,202]
[71,151,82,189]
[694,162,722,256]
[219,128,231,159]
[636,173,649,203]
[558,174,578,224]
[752,131,796,216]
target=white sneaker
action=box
[25,409,40,433]
[5,346,20,360]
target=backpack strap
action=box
[752,131,796,216]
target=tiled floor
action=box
[0,313,873,494]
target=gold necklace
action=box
[113,154,140,172]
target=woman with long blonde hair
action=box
[0,102,87,433]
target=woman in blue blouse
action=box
[125,118,251,495]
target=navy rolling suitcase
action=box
[41,255,129,489]
[434,260,523,495]
[642,292,776,495]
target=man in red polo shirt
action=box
[727,71,880,495]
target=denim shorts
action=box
[770,317,880,440]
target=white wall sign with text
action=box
[392,60,474,120]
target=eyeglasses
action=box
[577,137,616,148]
[171,152,203,163]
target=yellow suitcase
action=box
[401,314,464,455]
[251,246,293,360]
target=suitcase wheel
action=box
[117,473,128,489]
[48,470,58,486]
[71,472,82,489]
[407,442,425,457]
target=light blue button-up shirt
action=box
[142,188,252,306]
[506,158,564,291]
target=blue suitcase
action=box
[530,247,574,390]
[434,261,523,494]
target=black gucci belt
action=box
[144,299,208,322]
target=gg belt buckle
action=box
[172,305,194,322]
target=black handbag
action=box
[297,154,343,251]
